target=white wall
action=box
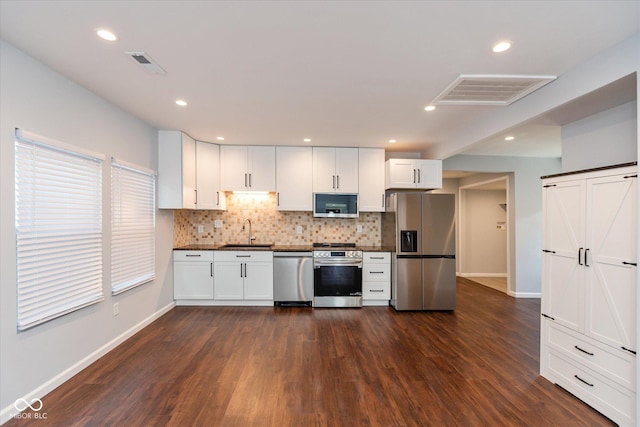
[462,190,507,275]
[0,41,175,421]
[562,101,637,172]
[443,156,561,296]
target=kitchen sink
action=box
[219,243,273,249]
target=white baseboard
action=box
[457,272,508,278]
[508,291,541,298]
[0,302,175,425]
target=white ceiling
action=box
[1,1,638,157]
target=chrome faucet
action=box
[242,218,256,245]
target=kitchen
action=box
[1,1,639,426]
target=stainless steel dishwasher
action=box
[273,252,313,306]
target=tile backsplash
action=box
[173,193,381,247]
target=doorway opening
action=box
[458,176,512,295]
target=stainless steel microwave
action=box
[313,193,359,218]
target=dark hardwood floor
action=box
[8,278,615,426]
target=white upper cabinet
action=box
[276,146,313,211]
[358,148,385,212]
[385,158,442,190]
[158,130,197,209]
[220,145,276,192]
[195,141,226,210]
[312,147,358,193]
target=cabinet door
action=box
[196,141,225,210]
[313,147,337,192]
[244,262,274,300]
[276,146,313,211]
[181,133,197,207]
[334,148,359,193]
[416,159,442,190]
[585,173,637,351]
[174,261,213,299]
[542,179,586,332]
[158,130,196,209]
[358,148,385,212]
[220,146,249,191]
[214,262,245,299]
[247,146,276,192]
[385,159,417,189]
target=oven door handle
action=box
[314,261,363,268]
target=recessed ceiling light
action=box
[388,139,397,144]
[492,41,511,53]
[216,136,225,141]
[424,105,436,111]
[505,136,515,141]
[96,29,117,42]
[175,100,187,107]
[303,138,311,142]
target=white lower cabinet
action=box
[362,252,390,306]
[173,251,214,300]
[214,251,274,303]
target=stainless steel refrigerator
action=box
[382,192,456,310]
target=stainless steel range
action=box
[313,243,363,308]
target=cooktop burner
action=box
[312,242,357,248]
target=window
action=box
[15,130,104,331]
[111,158,156,295]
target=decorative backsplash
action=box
[173,193,381,247]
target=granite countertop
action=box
[174,244,394,252]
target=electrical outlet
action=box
[197,224,204,234]
[296,225,303,234]
[357,225,363,233]
[214,220,223,228]
[113,303,119,316]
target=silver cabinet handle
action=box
[194,189,198,205]
[244,173,248,188]
[210,262,213,277]
[370,289,385,293]
[336,175,339,189]
[413,169,416,184]
[277,192,280,206]
[249,173,252,188]
[332,175,336,189]
[369,271,385,274]
[370,256,384,260]
[216,191,220,205]
[235,255,251,258]
[185,254,201,257]
[381,194,385,208]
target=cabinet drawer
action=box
[546,323,635,391]
[215,251,273,262]
[173,251,214,262]
[363,283,390,300]
[363,252,390,263]
[546,351,635,426]
[363,265,390,282]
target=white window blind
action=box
[15,130,104,332]
[111,158,156,295]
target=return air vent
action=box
[431,74,556,106]
[124,51,167,75]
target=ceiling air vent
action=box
[124,51,167,75]
[431,74,556,106]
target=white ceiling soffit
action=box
[431,74,557,106]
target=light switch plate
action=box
[214,220,223,228]
[356,225,363,233]
[296,225,303,234]
[197,224,204,234]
